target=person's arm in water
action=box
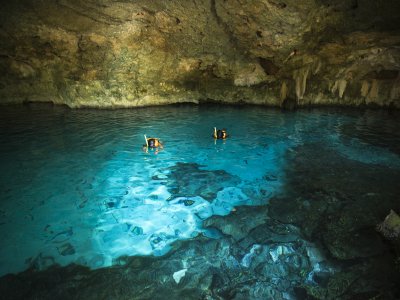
[213,127,217,139]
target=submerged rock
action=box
[172,268,187,284]
[57,243,75,256]
[377,209,400,258]
[377,209,400,240]
[203,204,268,240]
[323,221,386,260]
[164,162,241,201]
[267,143,400,298]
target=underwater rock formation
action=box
[267,142,400,298]
[377,210,400,240]
[160,162,241,201]
[0,0,399,108]
[1,195,399,300]
[377,210,400,257]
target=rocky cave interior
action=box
[1,0,399,108]
[0,0,400,299]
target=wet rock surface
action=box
[1,141,400,299]
[0,0,399,108]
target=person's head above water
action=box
[143,135,163,152]
[147,138,160,148]
[213,127,228,139]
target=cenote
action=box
[0,104,399,299]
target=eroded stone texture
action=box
[0,0,400,107]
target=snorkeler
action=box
[143,135,164,153]
[213,127,228,139]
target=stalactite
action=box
[338,79,347,98]
[280,81,287,101]
[295,75,301,100]
[301,68,309,100]
[330,79,347,98]
[390,75,400,100]
[330,80,338,95]
[293,67,309,100]
[368,79,379,100]
[312,59,322,75]
[361,80,370,97]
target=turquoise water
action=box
[0,104,399,277]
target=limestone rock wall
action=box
[0,0,399,108]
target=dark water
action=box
[0,104,399,299]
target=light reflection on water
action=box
[0,104,399,276]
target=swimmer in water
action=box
[213,127,228,140]
[143,135,164,153]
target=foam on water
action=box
[0,105,399,276]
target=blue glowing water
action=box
[0,104,399,276]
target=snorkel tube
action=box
[144,134,149,147]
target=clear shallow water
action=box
[0,104,399,276]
